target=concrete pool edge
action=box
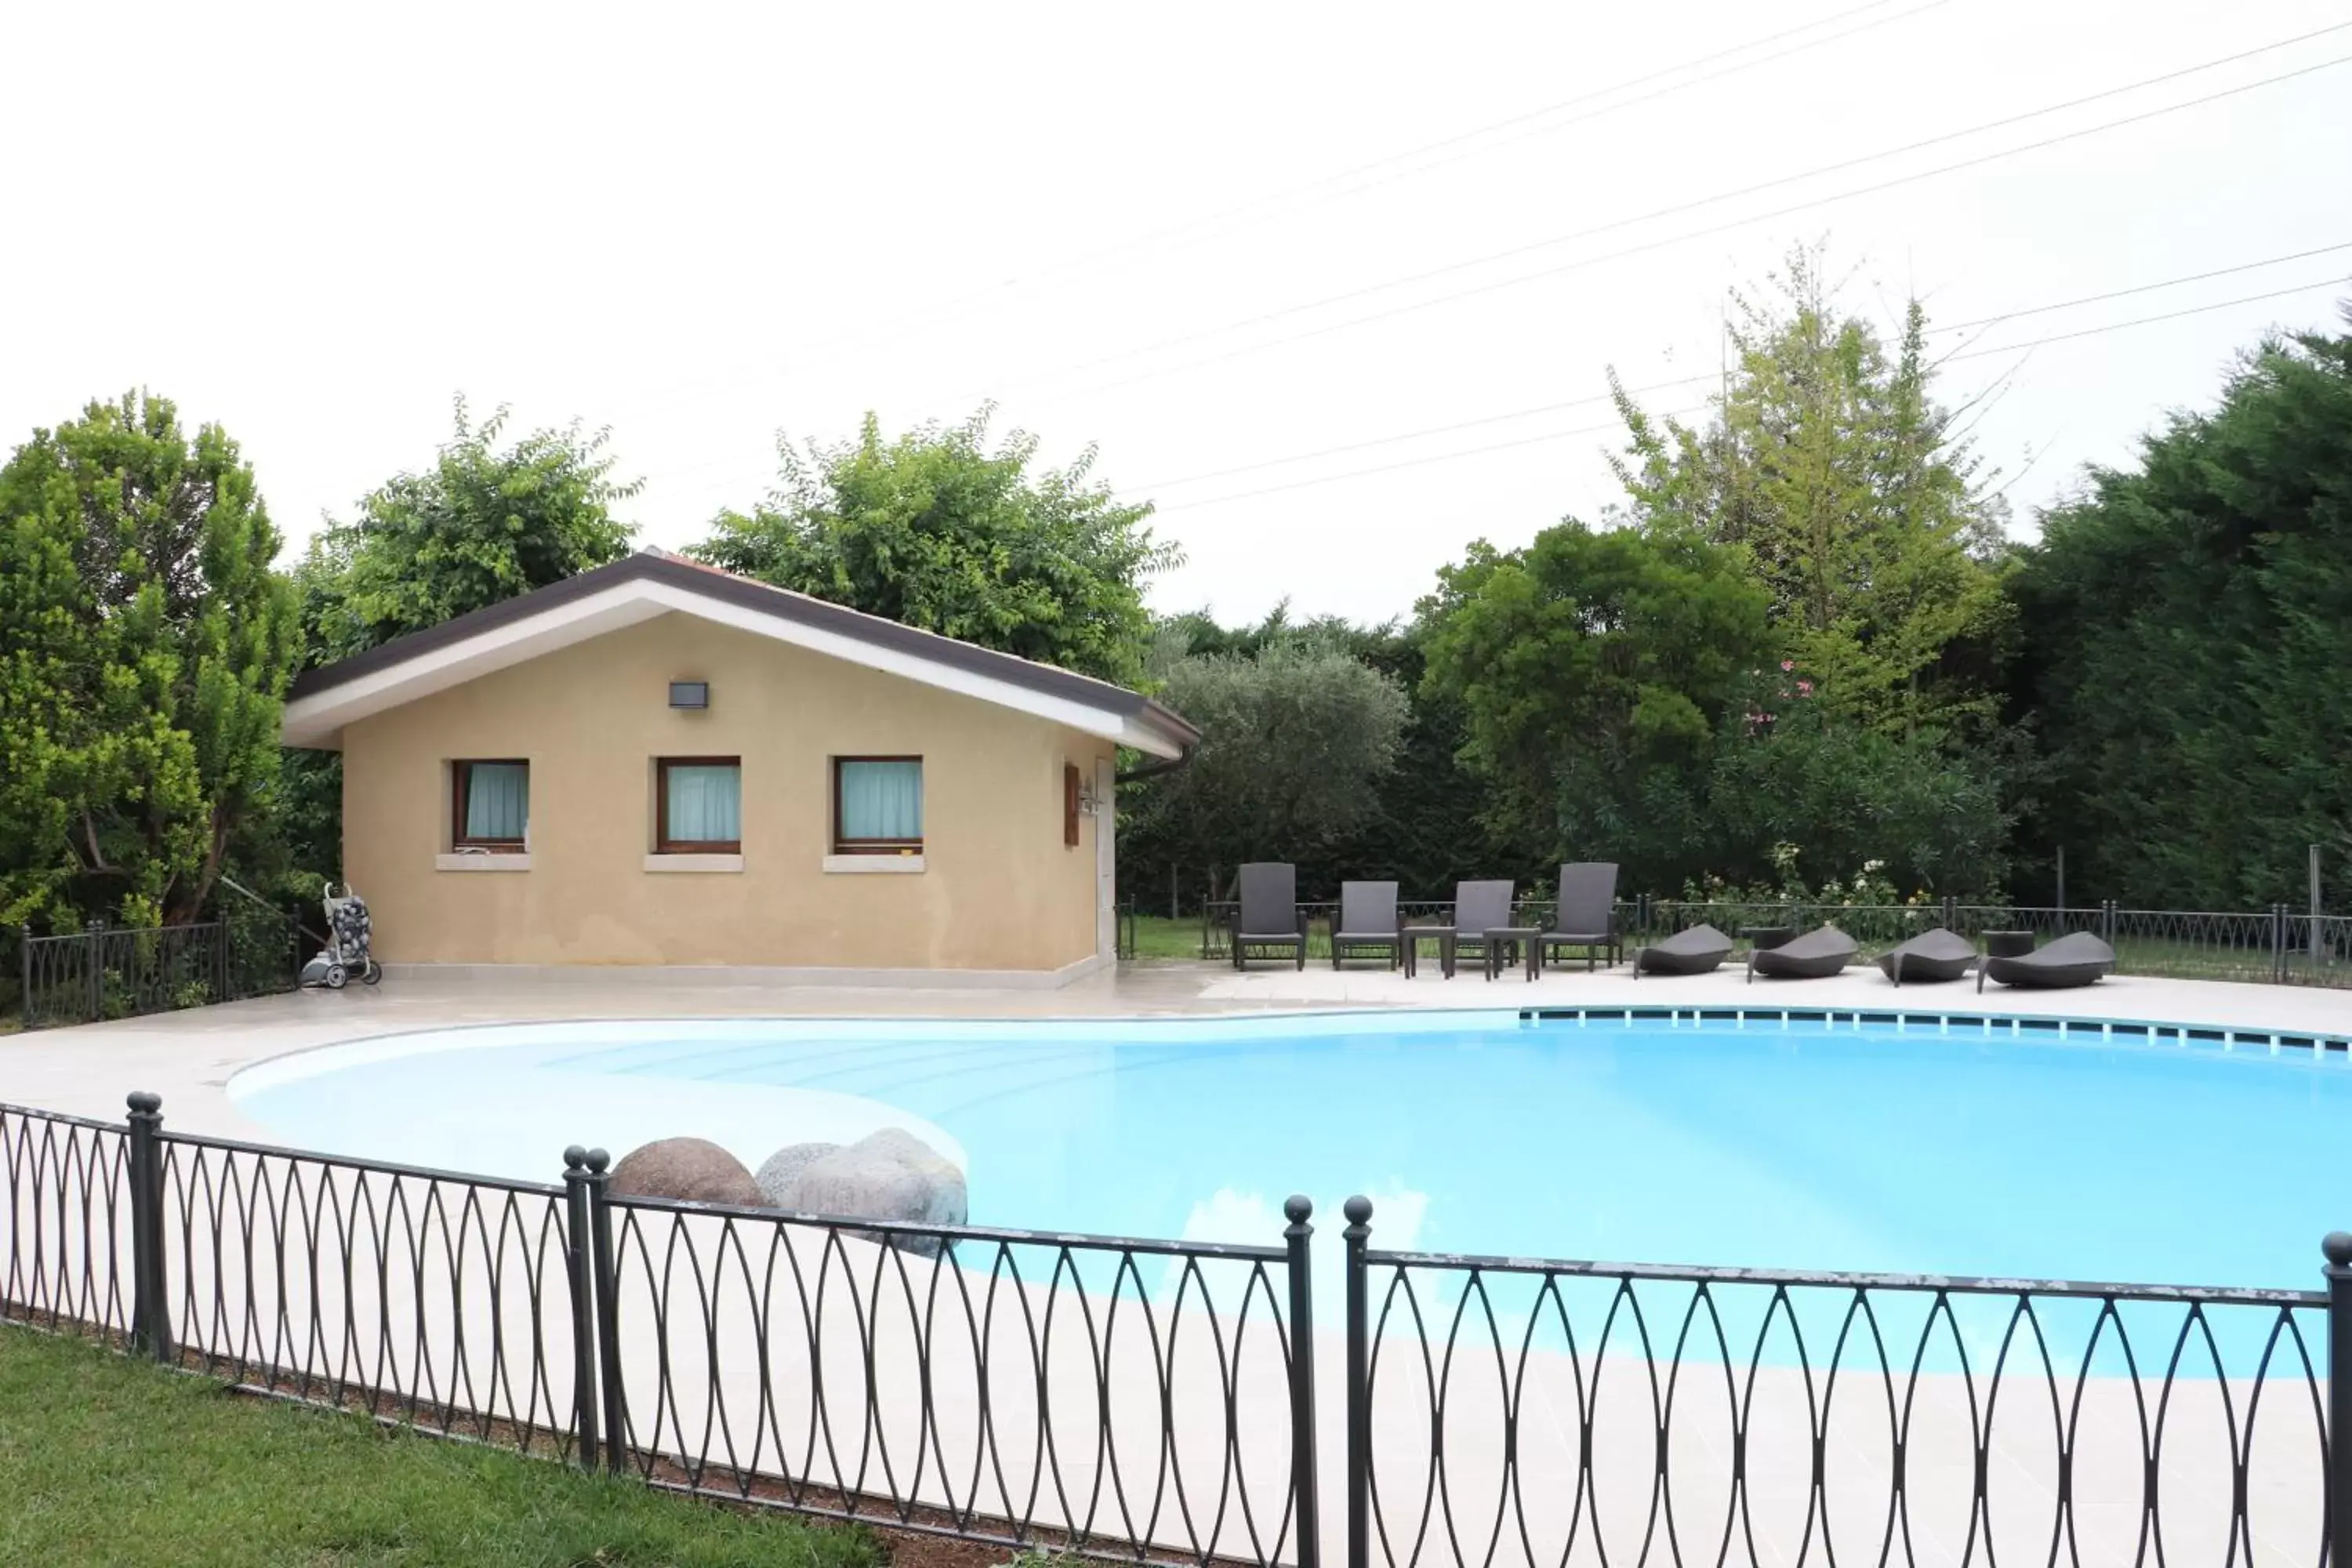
[6,960,2350,1141]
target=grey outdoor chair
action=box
[1979,931,2115,989]
[1537,862,1621,972]
[1876,927,1979,985]
[1331,880,1402,970]
[1748,924,1859,981]
[1634,923,1733,975]
[1447,880,1520,975]
[1232,862,1308,971]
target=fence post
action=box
[2324,1232,2352,1564]
[1344,1196,1374,1568]
[2273,904,2288,985]
[17,925,29,1027]
[289,902,304,985]
[124,1091,171,1363]
[561,1147,603,1472]
[1283,1196,1322,1568]
[583,1147,627,1473]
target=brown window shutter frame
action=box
[1064,763,1081,847]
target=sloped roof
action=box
[281,549,1199,757]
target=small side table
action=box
[1403,925,1457,979]
[1483,926,1541,982]
[1984,930,2036,959]
[1745,926,1795,953]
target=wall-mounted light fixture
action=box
[669,681,710,710]
[1076,779,1102,817]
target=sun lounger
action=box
[1978,931,2115,990]
[1748,925,1858,981]
[1634,923,1733,976]
[1875,927,1978,985]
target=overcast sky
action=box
[6,1,2349,626]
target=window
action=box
[1064,763,1082,847]
[657,757,742,852]
[453,760,529,849]
[833,757,922,854]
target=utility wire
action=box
[610,0,1954,429]
[1138,241,2352,492]
[994,27,2352,406]
[1150,274,2350,513]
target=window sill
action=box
[436,852,532,872]
[823,854,925,874]
[644,853,744,873]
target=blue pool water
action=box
[232,1010,2352,1290]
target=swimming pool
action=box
[230,1008,2352,1290]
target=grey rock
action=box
[753,1142,842,1209]
[768,1128,967,1256]
[609,1137,762,1207]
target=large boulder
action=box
[609,1137,762,1207]
[753,1142,840,1208]
[763,1128,967,1255]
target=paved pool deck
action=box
[5,957,2347,1138]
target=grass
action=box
[0,1324,884,1568]
[1124,914,1206,960]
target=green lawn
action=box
[0,1325,882,1568]
[1126,913,1207,959]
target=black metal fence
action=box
[7,1090,2350,1567]
[1200,898,2352,987]
[16,911,309,1029]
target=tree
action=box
[1120,636,1409,901]
[1417,518,1775,883]
[694,406,1178,685]
[284,401,638,880]
[1610,245,2012,738]
[0,392,299,927]
[299,399,638,664]
[2011,308,2352,909]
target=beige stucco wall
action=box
[337,613,1115,971]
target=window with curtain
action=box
[453,760,528,848]
[833,757,923,852]
[658,758,742,852]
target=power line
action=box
[1944,275,2350,361]
[992,26,2352,406]
[1926,240,2352,335]
[1149,274,2349,514]
[608,0,1953,424]
[1136,242,2352,493]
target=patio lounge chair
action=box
[1876,927,1978,985]
[1232,862,1307,971]
[1447,880,1520,978]
[1537,862,1621,972]
[1978,931,2114,990]
[1331,880,1402,970]
[1748,924,1858,981]
[1634,923,1733,976]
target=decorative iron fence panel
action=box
[8,1093,2350,1568]
[1200,897,2352,988]
[18,913,306,1029]
[590,1180,1316,1565]
[1340,1197,2339,1568]
[0,1102,135,1338]
[152,1127,587,1461]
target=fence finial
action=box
[1344,1194,1374,1229]
[584,1147,612,1174]
[1284,1194,1313,1229]
[126,1091,162,1116]
[2323,1231,2352,1269]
